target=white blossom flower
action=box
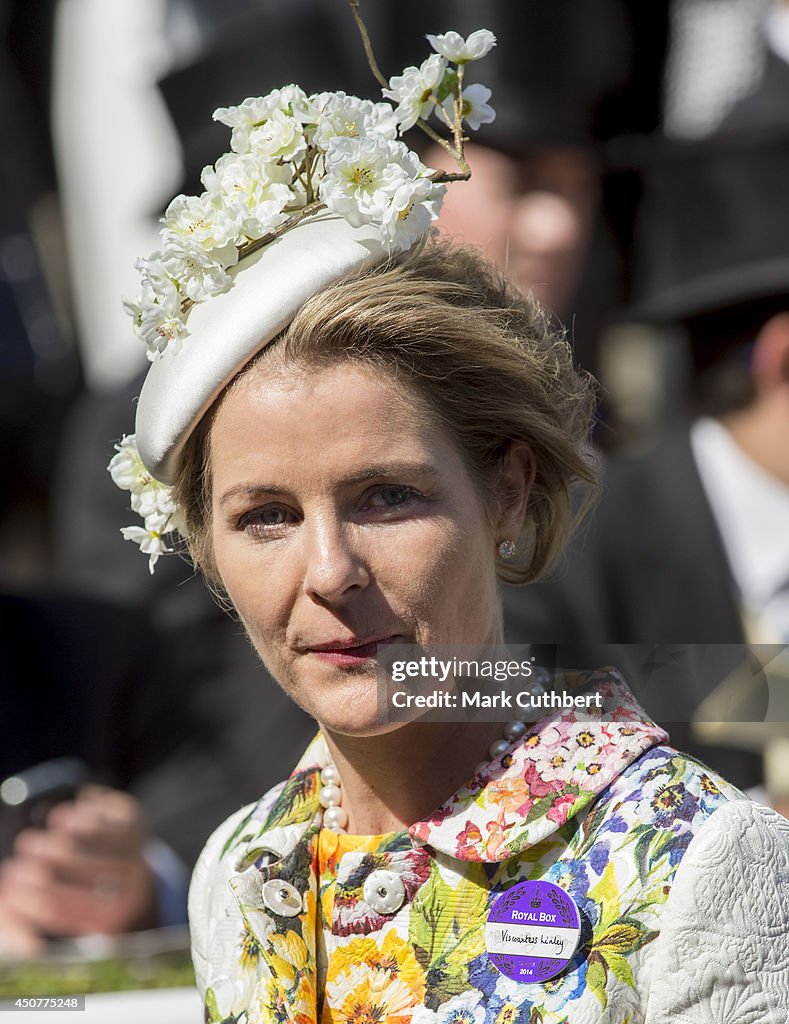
[312,92,398,150]
[160,232,236,302]
[161,193,242,251]
[442,83,495,131]
[265,84,312,122]
[321,136,444,250]
[111,432,177,573]
[108,434,177,518]
[426,29,496,63]
[201,153,295,240]
[320,135,400,225]
[134,306,187,359]
[120,511,173,574]
[122,257,187,359]
[383,54,447,130]
[321,136,413,223]
[107,434,149,493]
[214,86,311,152]
[246,108,306,163]
[133,255,179,307]
[130,484,177,520]
[381,175,445,251]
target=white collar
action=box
[765,4,789,66]
[690,416,789,610]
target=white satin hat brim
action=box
[135,212,389,484]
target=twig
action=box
[431,170,471,183]
[417,118,458,157]
[303,148,316,204]
[347,0,388,89]
[346,0,472,182]
[237,201,327,259]
[419,119,471,180]
[452,64,465,155]
[179,201,328,318]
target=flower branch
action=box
[240,200,327,261]
[348,2,494,184]
[347,0,389,90]
[452,64,466,156]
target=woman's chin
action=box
[314,691,408,738]
[319,715,409,740]
[279,659,406,737]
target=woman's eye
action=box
[238,506,293,536]
[366,485,420,510]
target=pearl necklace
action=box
[317,763,346,832]
[318,717,533,833]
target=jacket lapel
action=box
[226,764,324,1024]
[410,669,668,861]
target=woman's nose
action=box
[302,520,370,604]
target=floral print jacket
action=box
[189,670,789,1024]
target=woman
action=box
[110,36,789,1024]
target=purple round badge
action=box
[485,880,581,983]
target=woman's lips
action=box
[307,635,400,666]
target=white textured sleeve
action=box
[188,803,255,995]
[645,799,789,1023]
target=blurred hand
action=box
[0,903,43,959]
[0,787,157,955]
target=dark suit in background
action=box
[503,429,743,646]
[501,430,763,791]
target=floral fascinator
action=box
[109,2,496,571]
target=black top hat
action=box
[622,127,789,354]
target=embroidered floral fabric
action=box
[189,669,771,1024]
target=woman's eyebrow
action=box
[218,463,440,507]
[218,483,292,506]
[336,462,440,488]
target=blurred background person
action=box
[410,1,669,378]
[504,126,789,646]
[503,122,789,795]
[500,0,789,804]
[0,592,192,958]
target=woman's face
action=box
[209,359,508,735]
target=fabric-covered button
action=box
[262,879,303,917]
[363,869,406,915]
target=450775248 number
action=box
[0,996,85,1011]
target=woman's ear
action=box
[495,441,536,543]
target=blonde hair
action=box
[173,237,598,585]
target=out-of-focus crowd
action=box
[2,0,789,960]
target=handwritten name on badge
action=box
[486,922,574,957]
[486,880,581,983]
